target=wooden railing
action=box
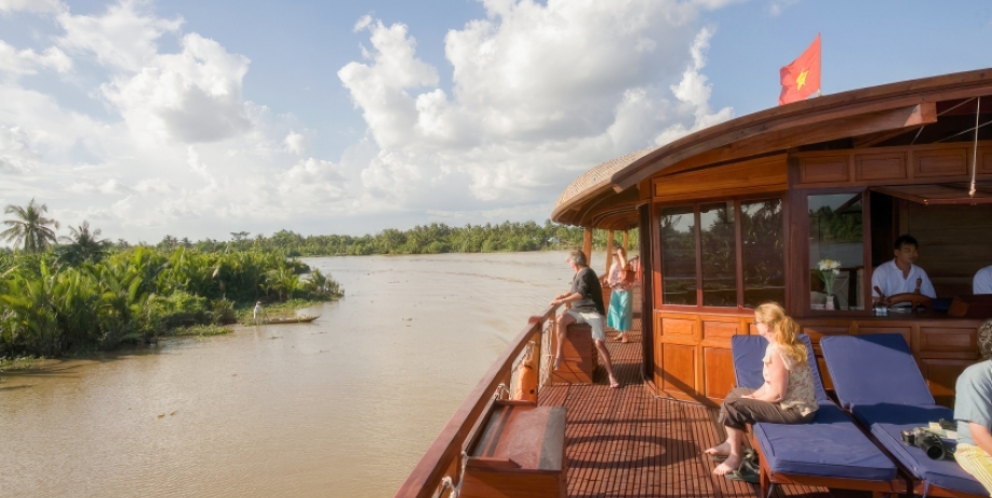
[393,303,562,498]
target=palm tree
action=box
[58,220,111,265]
[1,198,60,253]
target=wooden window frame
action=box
[801,187,874,318]
[655,194,787,314]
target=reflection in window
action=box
[741,200,785,308]
[700,202,737,307]
[661,206,697,305]
[809,193,865,311]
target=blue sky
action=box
[0,0,989,244]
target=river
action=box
[0,251,619,497]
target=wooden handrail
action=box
[393,303,561,498]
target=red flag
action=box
[778,34,821,105]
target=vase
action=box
[824,295,835,310]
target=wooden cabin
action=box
[396,68,992,498]
[552,67,992,408]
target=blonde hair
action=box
[754,302,807,365]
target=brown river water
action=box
[0,251,617,498]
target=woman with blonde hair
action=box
[606,246,634,343]
[706,302,819,477]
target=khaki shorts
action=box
[955,443,992,495]
[565,309,606,342]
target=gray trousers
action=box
[718,387,815,431]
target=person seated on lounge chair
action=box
[872,234,936,304]
[706,302,819,476]
[974,265,992,295]
[954,319,992,494]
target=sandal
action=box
[723,467,759,483]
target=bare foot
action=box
[609,376,620,388]
[553,356,563,370]
[712,454,742,476]
[704,441,731,457]
[621,334,630,343]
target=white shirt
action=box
[871,260,936,298]
[974,266,992,294]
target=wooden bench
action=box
[551,323,598,384]
[461,400,566,498]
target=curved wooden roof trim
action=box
[610,68,992,191]
[551,67,992,227]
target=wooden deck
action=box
[538,330,870,498]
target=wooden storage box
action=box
[461,400,566,498]
[552,323,598,384]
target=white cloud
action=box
[0,0,737,243]
[0,0,65,14]
[283,130,305,155]
[339,0,735,214]
[0,41,72,75]
[768,0,800,16]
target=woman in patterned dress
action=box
[606,247,634,343]
[705,302,819,477]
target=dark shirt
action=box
[570,266,605,315]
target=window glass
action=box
[741,200,785,308]
[660,206,697,305]
[808,193,865,311]
[700,202,737,307]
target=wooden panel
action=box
[701,320,740,342]
[920,358,976,408]
[661,343,697,394]
[799,325,851,353]
[982,149,992,174]
[800,156,849,184]
[815,357,833,391]
[703,347,736,400]
[919,327,978,354]
[914,149,968,177]
[653,154,786,201]
[660,317,697,338]
[858,326,912,350]
[855,153,907,181]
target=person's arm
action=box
[551,292,582,306]
[970,423,992,456]
[871,267,885,303]
[749,350,788,403]
[919,271,937,299]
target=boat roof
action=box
[552,67,992,229]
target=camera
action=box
[901,427,948,460]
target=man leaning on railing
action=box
[550,250,620,389]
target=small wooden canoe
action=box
[258,315,319,325]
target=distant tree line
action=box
[146,221,639,257]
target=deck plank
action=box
[538,329,871,498]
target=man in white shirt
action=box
[871,234,937,303]
[975,266,992,295]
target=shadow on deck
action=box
[538,330,869,498]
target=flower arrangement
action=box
[817,259,841,296]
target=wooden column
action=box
[605,230,615,276]
[582,228,593,265]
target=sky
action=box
[0,0,990,245]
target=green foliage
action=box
[0,247,342,358]
[1,198,60,253]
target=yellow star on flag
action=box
[796,69,809,90]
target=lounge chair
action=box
[821,333,987,497]
[731,334,902,498]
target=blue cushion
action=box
[731,334,897,482]
[820,334,935,410]
[851,403,953,427]
[752,404,897,481]
[871,422,988,496]
[731,334,829,402]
